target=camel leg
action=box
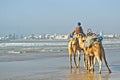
[93,56,96,66]
[90,56,95,72]
[92,56,96,71]
[90,56,92,68]
[74,54,77,68]
[101,47,111,73]
[83,54,86,68]
[77,50,81,67]
[83,51,89,70]
[86,55,90,70]
[84,55,90,71]
[84,54,88,69]
[96,56,102,74]
[69,54,72,68]
[88,56,91,71]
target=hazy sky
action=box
[0,0,120,35]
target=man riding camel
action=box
[70,22,85,38]
[68,22,85,68]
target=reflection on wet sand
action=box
[69,68,110,80]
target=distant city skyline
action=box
[0,33,120,41]
[0,0,120,35]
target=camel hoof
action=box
[92,68,94,72]
[77,65,80,68]
[75,66,78,68]
[83,65,86,69]
[109,70,112,73]
[70,66,73,69]
[87,68,90,72]
[89,67,94,72]
[99,71,101,74]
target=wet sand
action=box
[0,49,120,80]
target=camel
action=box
[68,32,111,73]
[82,36,111,73]
[68,33,86,68]
[68,37,82,68]
[75,33,111,73]
[75,33,86,67]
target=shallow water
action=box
[0,39,120,80]
[0,49,120,80]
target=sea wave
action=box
[1,40,120,47]
[0,42,67,47]
[103,39,120,45]
[0,39,120,53]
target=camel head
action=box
[70,37,78,45]
[75,33,87,49]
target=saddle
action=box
[85,35,98,48]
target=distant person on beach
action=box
[69,22,85,38]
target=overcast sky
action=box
[0,0,120,35]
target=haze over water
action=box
[0,0,120,35]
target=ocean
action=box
[0,39,68,54]
[0,39,120,54]
[0,39,120,80]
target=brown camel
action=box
[68,37,82,68]
[76,33,111,73]
[75,33,86,67]
[84,38,111,73]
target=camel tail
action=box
[101,45,111,73]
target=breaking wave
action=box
[0,39,120,53]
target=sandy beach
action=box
[0,48,120,80]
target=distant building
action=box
[103,34,115,39]
[55,34,69,40]
[0,33,120,41]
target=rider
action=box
[70,22,85,38]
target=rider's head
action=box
[77,22,81,26]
